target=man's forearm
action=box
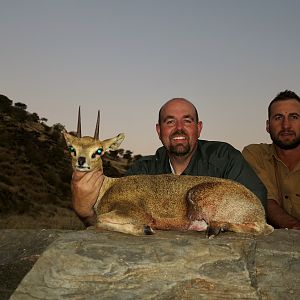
[72,197,98,227]
[267,199,300,229]
[71,170,103,227]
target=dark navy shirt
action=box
[126,140,267,209]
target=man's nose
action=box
[281,117,291,129]
[175,120,184,130]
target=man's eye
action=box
[183,118,193,124]
[290,114,300,120]
[92,148,103,158]
[166,119,175,125]
[274,116,283,121]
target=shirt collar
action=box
[156,142,202,175]
[271,143,280,160]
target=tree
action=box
[28,112,40,122]
[123,150,133,161]
[53,123,65,132]
[0,94,13,112]
[133,154,142,161]
[14,102,27,110]
[0,95,13,106]
[14,108,28,122]
[118,148,124,157]
[107,150,119,160]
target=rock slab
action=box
[0,229,69,300]
[8,229,300,299]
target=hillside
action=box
[0,95,138,229]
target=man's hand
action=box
[71,170,104,227]
[267,199,300,230]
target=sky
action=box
[1,0,300,155]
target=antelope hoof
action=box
[144,225,155,235]
[206,226,221,239]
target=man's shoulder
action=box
[125,146,168,175]
[137,146,167,162]
[125,155,155,175]
[198,140,238,156]
[242,143,273,155]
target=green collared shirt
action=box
[242,143,300,221]
[126,140,267,209]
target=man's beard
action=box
[169,144,191,156]
[270,131,300,150]
[168,130,191,156]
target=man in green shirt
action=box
[243,90,300,229]
[72,98,266,227]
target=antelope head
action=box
[62,107,125,172]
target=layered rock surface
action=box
[2,229,300,299]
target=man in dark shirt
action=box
[72,98,266,227]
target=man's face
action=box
[156,99,202,156]
[267,99,300,150]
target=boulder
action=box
[0,229,69,299]
[6,229,300,299]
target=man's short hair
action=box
[268,90,300,119]
[158,98,199,124]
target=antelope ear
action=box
[102,133,125,151]
[62,130,74,144]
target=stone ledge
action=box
[4,229,300,299]
[0,229,70,300]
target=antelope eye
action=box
[96,148,103,155]
[68,146,76,156]
[92,148,103,158]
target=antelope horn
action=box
[77,106,82,138]
[94,110,100,140]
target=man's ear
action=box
[102,133,125,152]
[197,121,203,137]
[266,120,270,134]
[156,123,161,139]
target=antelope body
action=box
[63,108,274,237]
